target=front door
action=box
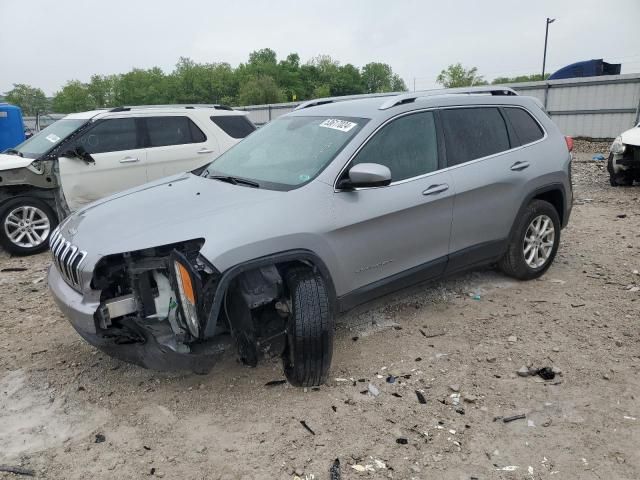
[329,110,454,300]
[59,117,147,211]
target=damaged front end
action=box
[608,133,640,186]
[85,240,290,373]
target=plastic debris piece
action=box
[329,458,341,480]
[299,420,315,435]
[396,437,408,445]
[592,154,605,161]
[537,367,555,380]
[386,375,396,384]
[415,390,427,404]
[368,384,380,397]
[391,392,403,398]
[95,433,106,443]
[497,466,519,471]
[351,465,366,472]
[503,413,526,423]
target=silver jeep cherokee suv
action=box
[48,87,573,386]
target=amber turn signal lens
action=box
[175,261,196,304]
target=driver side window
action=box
[352,111,438,182]
[76,118,139,154]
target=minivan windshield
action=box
[8,119,87,159]
[204,115,366,189]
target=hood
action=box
[61,173,282,259]
[0,153,34,171]
[620,126,640,147]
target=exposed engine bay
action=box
[90,240,291,372]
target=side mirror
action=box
[338,163,392,189]
[74,146,95,164]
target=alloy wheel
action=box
[3,205,51,248]
[522,214,555,269]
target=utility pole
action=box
[542,17,556,78]
[413,77,416,92]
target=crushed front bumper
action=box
[48,265,229,373]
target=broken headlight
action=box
[610,136,626,155]
[170,251,202,338]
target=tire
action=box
[608,153,633,186]
[0,197,57,255]
[499,199,561,281]
[282,267,334,387]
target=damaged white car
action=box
[0,106,255,254]
[608,123,640,186]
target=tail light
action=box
[565,136,574,152]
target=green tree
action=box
[436,63,487,88]
[87,74,119,108]
[168,57,238,105]
[114,67,168,105]
[238,76,285,105]
[491,73,550,84]
[361,62,407,93]
[4,84,49,115]
[51,80,94,113]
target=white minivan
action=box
[0,105,255,254]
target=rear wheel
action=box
[0,197,57,255]
[282,268,334,387]
[499,200,560,280]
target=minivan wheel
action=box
[499,200,560,280]
[608,153,633,186]
[282,267,334,387]
[0,197,57,255]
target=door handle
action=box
[510,161,530,171]
[422,183,449,196]
[119,156,139,163]
[197,148,214,154]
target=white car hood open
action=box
[621,126,640,147]
[0,153,34,171]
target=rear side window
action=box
[146,116,206,147]
[503,107,544,145]
[210,115,256,139]
[352,111,438,182]
[78,118,139,154]
[441,107,510,166]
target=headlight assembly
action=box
[610,136,626,155]
[170,251,202,338]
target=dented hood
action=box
[60,173,282,258]
[620,126,640,147]
[0,153,35,170]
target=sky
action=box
[1,0,638,96]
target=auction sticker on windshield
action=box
[46,133,61,143]
[319,119,357,132]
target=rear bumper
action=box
[48,265,229,372]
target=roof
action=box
[62,105,247,121]
[287,86,531,120]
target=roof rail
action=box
[378,86,518,110]
[294,91,400,111]
[108,104,234,112]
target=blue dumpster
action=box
[0,103,26,151]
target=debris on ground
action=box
[264,379,287,387]
[503,414,526,423]
[94,433,106,443]
[329,458,341,480]
[299,420,315,435]
[396,437,408,445]
[367,383,380,397]
[0,465,35,476]
[415,390,427,404]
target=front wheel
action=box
[608,153,633,186]
[0,197,57,255]
[499,200,560,280]
[282,268,334,387]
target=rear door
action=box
[58,117,147,211]
[442,106,545,272]
[143,115,215,179]
[330,110,455,297]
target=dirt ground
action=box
[1,145,638,480]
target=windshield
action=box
[9,119,87,159]
[205,115,367,189]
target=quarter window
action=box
[352,111,438,182]
[441,107,510,166]
[503,107,544,145]
[146,116,206,147]
[210,115,256,139]
[78,118,139,154]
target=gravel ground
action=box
[1,142,639,480]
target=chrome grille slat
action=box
[49,230,87,291]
